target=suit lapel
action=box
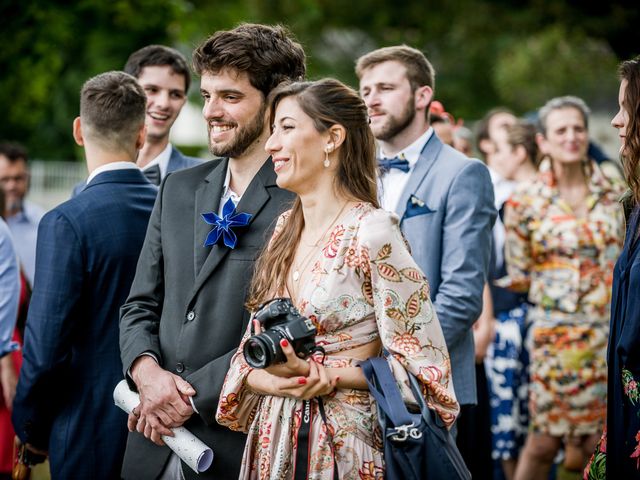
[394,133,443,222]
[190,158,273,301]
[193,159,228,276]
[167,146,183,174]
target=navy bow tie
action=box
[378,157,410,173]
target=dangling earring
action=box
[324,147,331,168]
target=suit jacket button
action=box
[176,362,185,373]
[186,311,195,321]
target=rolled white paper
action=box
[113,380,214,473]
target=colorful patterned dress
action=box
[216,203,459,480]
[497,158,624,437]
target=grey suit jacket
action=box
[393,134,496,405]
[166,145,202,173]
[119,158,295,479]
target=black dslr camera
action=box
[243,298,319,369]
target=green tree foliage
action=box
[494,25,619,113]
[1,0,638,160]
[1,0,188,160]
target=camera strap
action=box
[293,398,339,480]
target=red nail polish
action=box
[280,339,289,347]
[298,377,307,385]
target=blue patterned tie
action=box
[378,156,410,173]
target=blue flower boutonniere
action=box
[201,198,252,249]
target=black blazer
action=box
[119,158,294,479]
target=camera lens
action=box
[243,335,275,369]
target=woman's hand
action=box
[248,360,339,400]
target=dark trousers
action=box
[456,362,493,478]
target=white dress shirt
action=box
[378,127,433,212]
[86,161,140,185]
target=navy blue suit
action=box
[12,168,157,479]
[71,146,202,197]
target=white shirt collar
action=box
[218,162,241,215]
[86,161,139,185]
[380,127,433,169]
[140,143,173,179]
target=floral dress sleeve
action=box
[216,210,291,432]
[495,192,533,293]
[361,209,460,427]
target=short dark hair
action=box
[124,45,191,93]
[192,23,306,98]
[0,142,28,164]
[80,71,146,151]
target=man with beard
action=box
[356,46,495,473]
[119,24,304,480]
[0,143,45,286]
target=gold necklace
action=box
[291,202,350,282]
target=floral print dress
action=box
[497,158,624,437]
[216,203,459,480]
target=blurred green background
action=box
[1,0,638,161]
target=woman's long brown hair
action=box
[246,79,378,311]
[619,56,640,205]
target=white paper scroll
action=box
[113,380,214,473]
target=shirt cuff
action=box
[0,340,19,358]
[189,396,199,414]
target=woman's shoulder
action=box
[353,203,400,229]
[351,203,403,246]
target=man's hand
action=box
[0,354,17,410]
[129,356,196,446]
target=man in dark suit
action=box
[119,24,305,480]
[72,45,201,196]
[12,71,157,479]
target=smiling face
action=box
[359,60,419,142]
[265,96,331,195]
[538,107,589,165]
[611,79,630,156]
[136,65,187,143]
[200,69,267,159]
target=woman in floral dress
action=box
[584,55,640,480]
[216,79,459,479]
[497,96,625,480]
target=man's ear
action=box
[72,117,84,146]
[414,85,433,111]
[135,124,147,150]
